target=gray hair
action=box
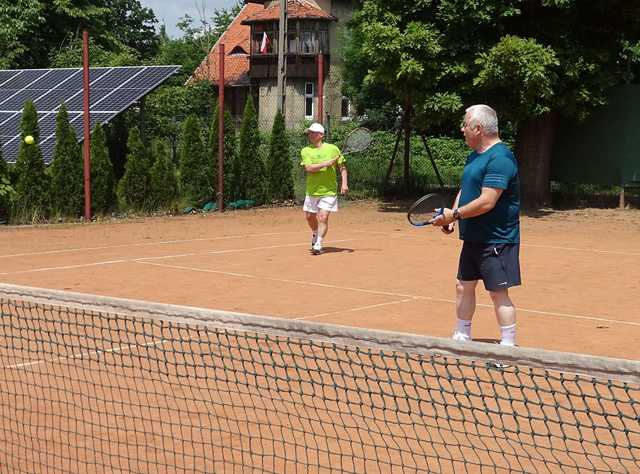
[465,104,499,135]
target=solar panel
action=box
[0,65,180,164]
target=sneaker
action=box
[451,331,471,343]
[487,361,511,370]
[312,243,323,255]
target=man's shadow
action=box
[310,246,354,254]
[471,337,501,345]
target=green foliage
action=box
[344,0,640,130]
[0,142,14,222]
[0,0,152,69]
[13,101,49,221]
[50,36,140,68]
[209,104,237,202]
[148,139,179,210]
[117,127,150,211]
[90,123,115,214]
[474,35,559,120]
[267,110,294,201]
[145,81,215,159]
[0,1,43,68]
[237,97,265,205]
[154,3,241,81]
[178,115,209,205]
[49,104,84,217]
[102,0,159,59]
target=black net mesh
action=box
[0,285,638,473]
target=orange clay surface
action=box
[1,201,639,360]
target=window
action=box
[305,82,314,119]
[341,97,351,120]
[229,46,247,56]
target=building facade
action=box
[192,0,354,130]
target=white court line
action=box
[523,243,640,257]
[0,239,357,275]
[0,231,305,259]
[139,261,640,327]
[354,229,640,256]
[0,259,128,275]
[5,339,168,369]
[299,298,417,321]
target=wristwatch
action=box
[453,208,461,220]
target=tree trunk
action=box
[515,112,559,210]
[403,101,412,190]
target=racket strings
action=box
[343,128,372,154]
[408,194,446,226]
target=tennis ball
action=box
[24,135,34,145]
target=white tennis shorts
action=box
[303,195,338,213]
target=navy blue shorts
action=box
[457,242,521,291]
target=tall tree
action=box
[14,101,49,221]
[148,138,178,210]
[179,115,209,205]
[90,123,115,213]
[267,110,294,201]
[117,127,150,211]
[208,104,237,203]
[0,0,159,69]
[0,138,15,223]
[49,104,83,217]
[237,97,265,204]
[344,0,640,208]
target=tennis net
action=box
[0,283,638,473]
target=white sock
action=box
[456,319,472,337]
[312,232,317,243]
[315,236,323,247]
[500,324,516,346]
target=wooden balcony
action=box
[249,54,329,79]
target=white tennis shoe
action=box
[451,331,471,343]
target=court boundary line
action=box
[0,231,308,259]
[0,239,359,275]
[5,339,168,370]
[138,261,640,328]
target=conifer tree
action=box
[14,101,49,220]
[49,104,83,217]
[178,114,208,205]
[209,103,237,202]
[237,96,265,204]
[0,138,14,222]
[90,123,115,214]
[117,127,150,211]
[267,110,294,201]
[149,138,178,210]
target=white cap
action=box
[305,123,325,134]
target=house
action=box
[191,0,354,130]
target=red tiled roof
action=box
[242,0,337,24]
[191,3,263,85]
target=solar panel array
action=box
[0,66,180,164]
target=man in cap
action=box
[300,123,349,255]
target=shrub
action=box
[13,101,49,221]
[91,123,115,214]
[117,127,150,211]
[267,110,294,201]
[179,114,209,205]
[149,138,179,210]
[49,104,83,217]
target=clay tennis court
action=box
[1,201,639,473]
[0,201,638,360]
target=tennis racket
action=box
[341,127,372,156]
[407,193,446,227]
